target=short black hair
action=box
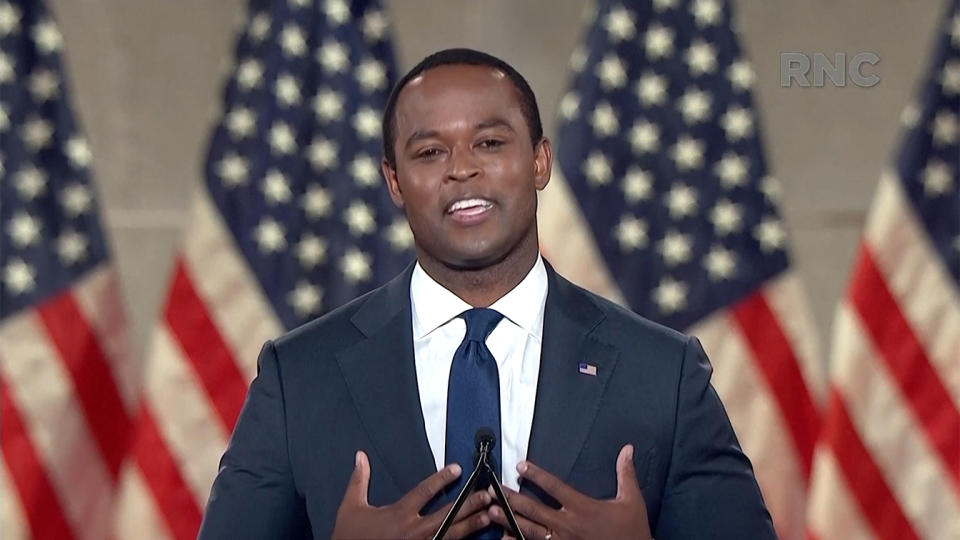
[381,48,543,168]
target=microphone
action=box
[432,429,525,540]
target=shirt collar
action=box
[410,254,548,341]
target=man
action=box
[198,49,776,539]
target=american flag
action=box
[806,1,960,538]
[111,1,412,538]
[0,0,135,538]
[538,1,824,538]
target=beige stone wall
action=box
[48,0,949,355]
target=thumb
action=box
[348,450,371,506]
[615,444,640,500]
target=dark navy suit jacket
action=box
[198,263,776,539]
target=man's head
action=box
[380,49,552,273]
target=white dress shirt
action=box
[410,255,548,491]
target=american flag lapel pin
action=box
[578,362,597,376]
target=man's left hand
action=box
[486,444,653,540]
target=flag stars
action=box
[653,0,678,10]
[728,59,755,90]
[28,69,59,101]
[21,116,53,151]
[362,10,389,42]
[671,135,705,171]
[274,73,302,106]
[216,153,249,187]
[691,0,723,27]
[678,88,712,124]
[704,245,736,280]
[645,24,674,59]
[721,106,754,141]
[236,58,264,90]
[921,160,954,196]
[262,170,292,204]
[931,109,958,146]
[350,154,380,187]
[302,184,333,219]
[583,151,613,186]
[353,107,380,140]
[629,120,660,154]
[32,19,62,54]
[603,6,636,42]
[0,2,21,36]
[659,230,693,265]
[941,60,960,95]
[226,107,256,138]
[0,104,9,131]
[761,176,782,202]
[3,259,35,295]
[16,166,46,200]
[60,183,92,216]
[951,12,960,47]
[344,200,376,236]
[569,47,588,73]
[715,152,749,188]
[324,0,351,25]
[254,218,286,253]
[666,183,698,219]
[341,248,372,283]
[289,281,323,318]
[66,137,92,168]
[279,24,307,57]
[653,277,687,314]
[317,40,349,74]
[56,230,88,264]
[636,72,668,105]
[614,215,648,252]
[247,12,271,42]
[559,92,580,120]
[356,59,388,92]
[269,121,297,154]
[591,102,619,137]
[8,212,41,247]
[307,137,338,171]
[686,40,718,76]
[0,51,13,84]
[754,218,786,252]
[386,218,414,251]
[710,200,743,235]
[314,88,345,122]
[296,233,328,268]
[622,167,653,203]
[596,54,628,89]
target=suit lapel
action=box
[336,266,437,497]
[524,264,619,495]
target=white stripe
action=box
[181,189,283,380]
[0,311,115,540]
[832,302,960,539]
[72,264,138,410]
[807,448,874,540]
[538,171,626,304]
[1,456,28,540]
[144,324,230,507]
[691,313,807,540]
[764,272,826,403]
[865,171,960,409]
[113,466,171,540]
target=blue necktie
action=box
[445,308,503,516]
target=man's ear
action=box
[381,157,404,208]
[533,137,553,191]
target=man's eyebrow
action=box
[404,129,439,149]
[403,118,516,149]
[476,118,515,132]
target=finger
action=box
[443,509,492,540]
[490,485,562,533]
[616,444,640,500]
[517,461,579,507]
[399,464,462,511]
[488,504,551,540]
[422,491,491,532]
[346,450,371,506]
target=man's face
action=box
[382,64,552,270]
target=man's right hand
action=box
[332,450,492,539]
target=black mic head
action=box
[475,428,496,451]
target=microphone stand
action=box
[432,437,525,540]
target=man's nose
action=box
[446,145,481,182]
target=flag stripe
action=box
[764,272,825,402]
[114,467,172,540]
[732,290,819,478]
[849,246,960,488]
[36,291,130,480]
[0,376,76,540]
[1,457,28,540]
[164,258,248,432]
[807,449,874,540]
[132,407,204,540]
[823,390,920,540]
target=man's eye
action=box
[479,139,503,149]
[417,148,442,159]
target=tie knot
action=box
[461,308,503,342]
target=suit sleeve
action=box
[653,337,777,540]
[198,341,311,539]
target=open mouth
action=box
[445,197,494,218]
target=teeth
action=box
[448,198,492,212]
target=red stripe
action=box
[36,291,130,480]
[0,376,76,539]
[164,258,248,431]
[850,246,960,489]
[133,406,203,540]
[822,390,920,540]
[732,290,819,479]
